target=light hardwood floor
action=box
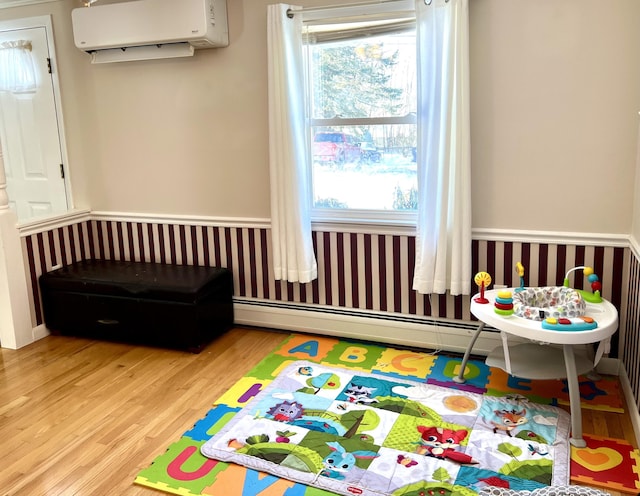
[0,327,635,495]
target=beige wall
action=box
[470,0,640,234]
[2,0,640,233]
[633,121,640,242]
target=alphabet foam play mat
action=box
[200,360,571,496]
[134,333,627,496]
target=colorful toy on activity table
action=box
[563,265,602,303]
[494,289,514,316]
[512,285,599,332]
[473,271,492,304]
[515,262,525,292]
[541,315,598,331]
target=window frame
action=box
[301,1,419,229]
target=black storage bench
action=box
[39,259,234,353]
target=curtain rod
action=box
[287,0,448,18]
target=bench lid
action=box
[39,260,231,302]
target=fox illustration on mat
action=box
[491,408,528,436]
[415,426,477,464]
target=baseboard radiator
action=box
[235,297,521,355]
[233,297,619,377]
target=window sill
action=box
[312,209,417,235]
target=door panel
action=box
[0,25,67,221]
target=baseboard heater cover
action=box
[233,298,619,375]
[233,297,503,355]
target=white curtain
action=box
[0,40,37,93]
[412,0,471,296]
[267,4,318,283]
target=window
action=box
[0,40,37,93]
[303,8,417,221]
[269,1,470,290]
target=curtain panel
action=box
[266,4,318,284]
[412,0,471,296]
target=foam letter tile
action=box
[486,368,562,404]
[426,355,490,391]
[371,348,436,380]
[246,354,299,381]
[214,377,269,408]
[558,376,625,413]
[183,405,241,442]
[570,434,640,494]
[320,339,384,370]
[201,466,327,496]
[134,437,222,494]
[274,334,338,361]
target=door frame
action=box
[0,14,70,348]
[0,14,74,219]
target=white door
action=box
[0,25,68,221]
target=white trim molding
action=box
[71,210,636,248]
[18,209,90,237]
[473,228,630,248]
[0,0,58,8]
[619,363,640,447]
[89,211,271,230]
[629,234,640,260]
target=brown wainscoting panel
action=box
[23,220,626,357]
[623,253,640,410]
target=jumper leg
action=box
[564,344,586,447]
[453,322,485,383]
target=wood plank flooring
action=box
[0,327,635,495]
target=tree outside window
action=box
[306,25,418,214]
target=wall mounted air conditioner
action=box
[71,0,229,64]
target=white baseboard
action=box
[618,364,640,447]
[33,324,50,341]
[594,357,619,376]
